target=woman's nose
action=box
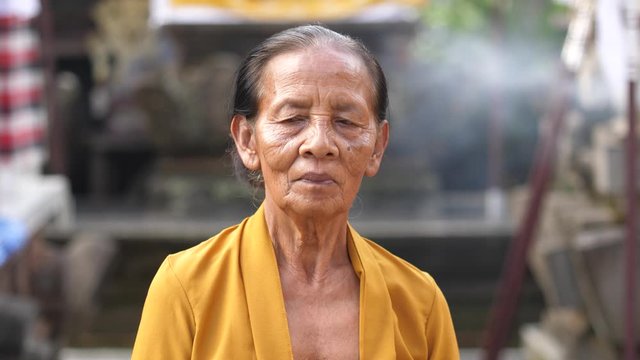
[299,121,338,159]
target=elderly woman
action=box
[132,25,458,359]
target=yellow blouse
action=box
[132,205,459,359]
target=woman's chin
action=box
[285,195,349,219]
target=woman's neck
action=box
[263,198,352,284]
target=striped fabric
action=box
[0,13,45,174]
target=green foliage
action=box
[421,0,568,39]
[422,0,499,33]
[414,0,569,62]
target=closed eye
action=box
[282,115,307,124]
[336,118,355,126]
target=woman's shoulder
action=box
[360,237,441,304]
[162,220,246,283]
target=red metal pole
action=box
[625,78,638,360]
[482,66,571,360]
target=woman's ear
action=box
[230,115,260,171]
[365,120,389,177]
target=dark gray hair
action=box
[230,24,389,188]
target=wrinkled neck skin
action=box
[263,195,352,285]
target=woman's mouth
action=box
[299,172,335,185]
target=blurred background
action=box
[1,0,638,359]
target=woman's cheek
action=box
[261,140,298,172]
[342,131,376,174]
[260,125,292,144]
[258,126,298,168]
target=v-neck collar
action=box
[240,204,399,359]
[347,223,399,359]
[240,204,294,360]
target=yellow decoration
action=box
[169,0,426,21]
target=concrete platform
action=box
[48,191,512,242]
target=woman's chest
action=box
[286,298,359,360]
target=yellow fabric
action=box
[132,204,459,359]
[168,0,426,21]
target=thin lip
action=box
[297,172,335,184]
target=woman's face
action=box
[232,47,389,218]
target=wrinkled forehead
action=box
[257,46,377,106]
